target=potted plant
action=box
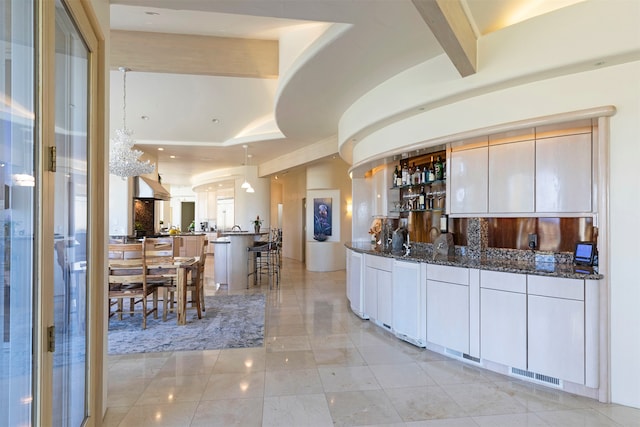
[134,221,145,238]
[253,215,262,233]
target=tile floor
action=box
[103,257,640,426]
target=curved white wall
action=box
[337,0,640,408]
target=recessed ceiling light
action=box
[211,118,220,124]
[141,115,149,120]
[170,155,176,159]
[157,147,164,151]
[218,183,223,187]
[145,11,159,16]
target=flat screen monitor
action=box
[574,242,596,266]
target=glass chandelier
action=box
[109,67,155,178]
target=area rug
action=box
[108,294,265,355]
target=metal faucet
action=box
[231,224,242,231]
[433,241,445,260]
[403,232,411,256]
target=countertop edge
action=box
[345,243,603,280]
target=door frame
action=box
[36,0,106,425]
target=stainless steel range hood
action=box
[134,176,170,201]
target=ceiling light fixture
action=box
[240,144,252,190]
[109,67,155,178]
[245,153,255,193]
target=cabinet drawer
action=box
[427,264,468,285]
[480,270,526,293]
[528,275,584,300]
[365,254,393,271]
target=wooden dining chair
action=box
[108,242,158,329]
[191,239,208,312]
[143,237,201,321]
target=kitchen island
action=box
[217,231,268,291]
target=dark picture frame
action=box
[313,197,332,240]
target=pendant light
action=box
[245,154,255,193]
[240,144,251,189]
[109,67,155,178]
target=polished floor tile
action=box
[105,257,640,426]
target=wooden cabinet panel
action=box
[427,279,469,353]
[528,294,585,384]
[364,266,378,320]
[536,133,592,212]
[481,288,527,369]
[393,260,426,346]
[489,140,535,213]
[450,146,488,214]
[347,250,367,319]
[427,264,468,285]
[377,269,393,329]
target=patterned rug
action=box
[108,294,265,355]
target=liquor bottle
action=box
[419,186,426,210]
[401,162,408,186]
[435,156,443,181]
[396,164,403,187]
[393,165,399,187]
[413,164,421,185]
[421,164,426,184]
[442,158,447,180]
[428,156,435,182]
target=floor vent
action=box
[511,367,562,387]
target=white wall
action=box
[280,168,306,261]
[108,175,130,235]
[339,0,640,407]
[306,158,352,271]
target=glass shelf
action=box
[390,179,446,190]
[390,208,445,213]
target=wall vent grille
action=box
[463,354,481,364]
[511,367,562,388]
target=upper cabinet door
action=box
[536,133,592,213]
[489,139,535,213]
[450,145,488,214]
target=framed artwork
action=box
[313,197,332,240]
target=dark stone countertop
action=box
[345,242,602,280]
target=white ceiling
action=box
[108,0,585,187]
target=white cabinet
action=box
[347,249,367,319]
[426,265,469,353]
[364,255,393,330]
[392,260,427,347]
[536,132,592,213]
[480,271,527,369]
[371,165,389,217]
[213,241,230,285]
[450,142,488,214]
[528,275,585,384]
[488,138,535,213]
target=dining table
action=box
[173,257,199,325]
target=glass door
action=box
[0,1,36,426]
[51,1,89,425]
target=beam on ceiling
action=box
[110,30,279,78]
[411,0,477,77]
